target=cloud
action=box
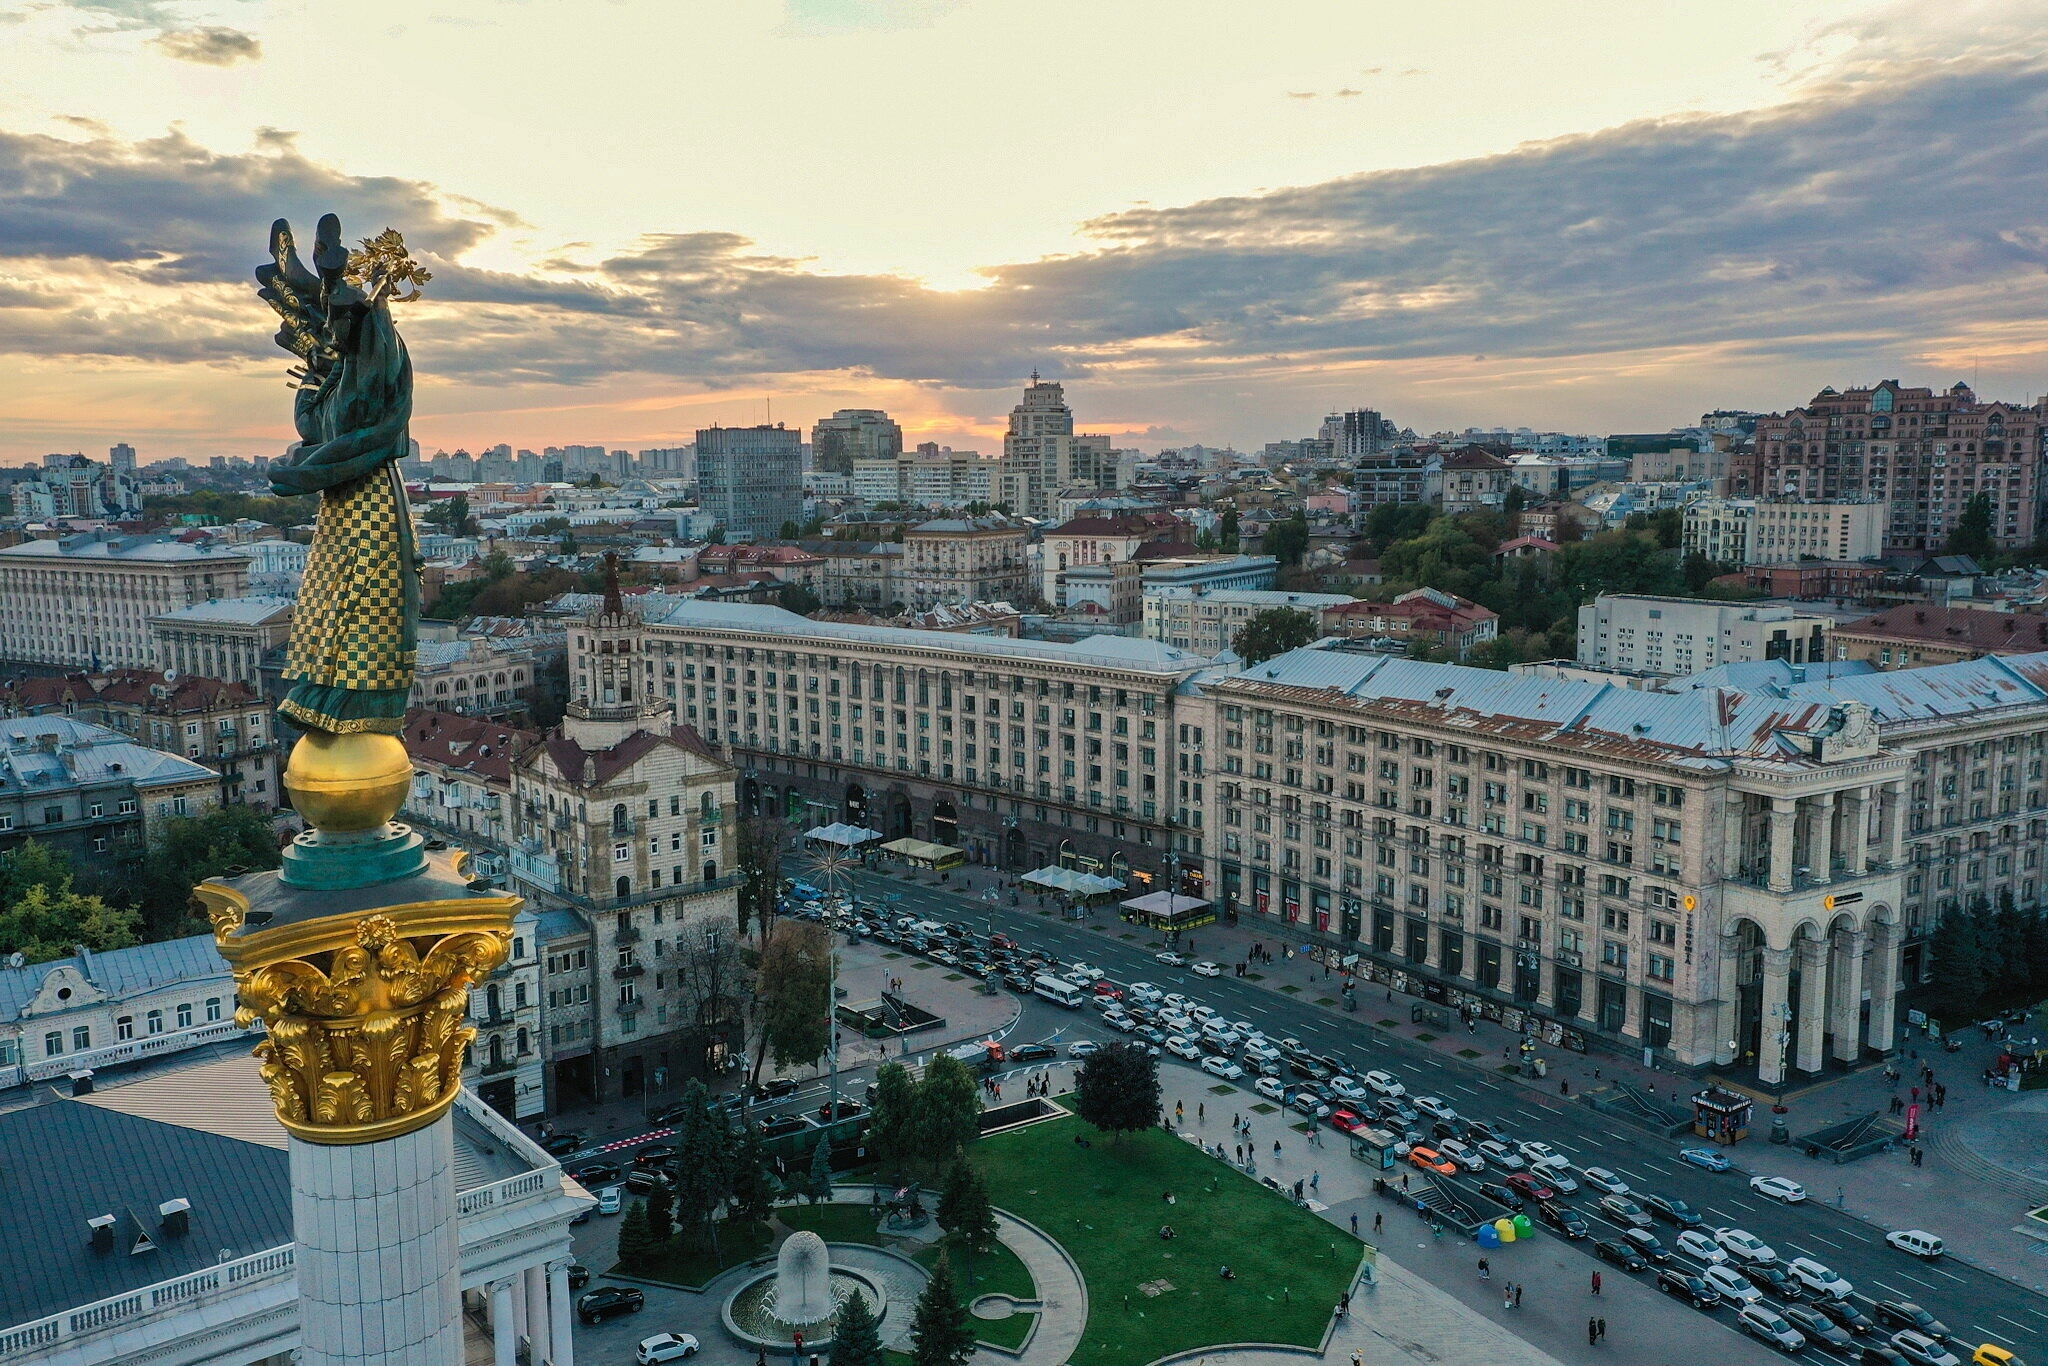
[6,50,2048,422]
[148,24,260,65]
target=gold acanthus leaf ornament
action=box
[344,228,432,306]
[236,913,508,1143]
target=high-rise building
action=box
[108,442,136,475]
[1001,374,1115,516]
[696,424,803,539]
[1320,408,1392,459]
[0,532,251,670]
[810,409,903,475]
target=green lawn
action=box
[626,1220,774,1290]
[969,1111,1358,1366]
[913,1236,1038,1350]
[776,1202,888,1245]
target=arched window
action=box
[517,1026,530,1055]
[488,1035,504,1067]
[486,983,501,1018]
[702,861,716,884]
[612,804,629,834]
[616,875,631,899]
[700,791,715,817]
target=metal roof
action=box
[149,595,296,625]
[0,933,230,1023]
[0,716,216,794]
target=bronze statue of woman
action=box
[258,214,433,838]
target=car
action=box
[1474,1140,1525,1170]
[1784,1305,1858,1351]
[1751,1175,1808,1204]
[1599,1195,1651,1227]
[1656,1269,1722,1309]
[1505,1172,1557,1202]
[988,932,1017,950]
[1679,1146,1734,1172]
[1289,1056,1334,1082]
[1255,1076,1286,1101]
[1136,1024,1168,1046]
[1165,1036,1203,1061]
[1127,981,1164,1004]
[1641,1192,1702,1226]
[1594,1239,1648,1272]
[578,1287,645,1324]
[1374,1096,1420,1126]
[1623,1228,1673,1262]
[1787,1257,1851,1299]
[1329,1074,1370,1102]
[1676,1229,1730,1264]
[1243,1040,1282,1065]
[1812,1297,1877,1336]
[1536,1200,1589,1239]
[1162,992,1191,1011]
[636,1333,701,1363]
[1191,960,1223,977]
[1010,1042,1058,1063]
[1884,1230,1946,1260]
[1003,971,1034,993]
[1066,961,1104,982]
[1407,1146,1459,1176]
[1464,1120,1505,1144]
[1362,1070,1407,1098]
[1579,1166,1631,1195]
[540,1132,587,1157]
[1858,1350,1912,1366]
[1889,1332,1962,1366]
[1067,1040,1101,1059]
[753,1076,801,1100]
[1715,1227,1778,1264]
[1091,981,1123,1000]
[569,1160,624,1186]
[1159,1010,1193,1033]
[1428,1118,1462,1142]
[596,1187,624,1215]
[1290,1091,1332,1119]
[1478,1182,1525,1211]
[1187,1003,1219,1025]
[1740,1305,1808,1352]
[758,1114,813,1139]
[1200,1055,1245,1080]
[1411,1095,1458,1122]
[1104,1012,1137,1032]
[1873,1303,1950,1341]
[633,1143,678,1166]
[1704,1263,1766,1306]
[566,1263,591,1289]
[1154,951,1186,966]
[1740,1263,1804,1301]
[1516,1140,1561,1166]
[1532,1160,1580,1194]
[625,1169,672,1195]
[1436,1138,1485,1171]
[1328,1107,1371,1135]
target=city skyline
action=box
[3,1,2048,462]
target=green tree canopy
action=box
[908,1252,977,1366]
[1073,1042,1160,1142]
[0,880,141,964]
[1218,507,1241,552]
[615,1198,657,1271]
[669,1078,737,1252]
[135,804,281,941]
[777,582,823,615]
[754,921,833,1075]
[867,1061,918,1178]
[644,1177,675,1245]
[805,1133,836,1204]
[937,1160,998,1252]
[1926,899,1986,1021]
[1947,493,1995,561]
[913,1053,984,1177]
[1264,510,1310,566]
[1231,607,1319,665]
[832,1284,885,1366]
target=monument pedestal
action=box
[293,1112,463,1366]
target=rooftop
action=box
[0,534,251,565]
[1837,603,2048,652]
[0,933,229,1024]
[148,595,295,626]
[0,715,217,792]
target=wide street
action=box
[767,866,2048,1364]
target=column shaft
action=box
[1865,923,1899,1053]
[1714,931,1742,1067]
[1758,946,1792,1086]
[1809,793,1836,885]
[1794,937,1828,1074]
[1882,782,1907,868]
[511,1274,527,1358]
[492,1280,516,1366]
[524,1265,550,1366]
[548,1262,575,1366]
[1768,799,1796,892]
[1830,929,1867,1063]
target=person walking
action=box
[1591,1270,1601,1295]
[1597,1317,1607,1342]
[1373,1212,1383,1234]
[1350,1213,1359,1235]
[1478,1257,1490,1280]
[1176,1100,1184,1122]
[1514,1284,1523,1309]
[1311,1169,1321,1192]
[1198,1103,1205,1122]
[1273,1139,1283,1158]
[1588,1317,1598,1347]
[1504,1285,1514,1311]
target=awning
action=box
[877,837,966,868]
[804,822,883,847]
[1021,866,1125,895]
[1119,889,1214,926]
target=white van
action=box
[1033,974,1086,1009]
[911,920,948,939]
[1884,1229,1945,1260]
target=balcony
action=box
[612,962,645,980]
[616,925,642,944]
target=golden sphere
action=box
[285,731,413,833]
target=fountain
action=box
[722,1230,888,1350]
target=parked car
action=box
[1703,1263,1765,1306]
[1536,1200,1589,1239]
[1154,951,1186,966]
[1598,1195,1651,1227]
[596,1187,623,1215]
[1873,1303,1950,1341]
[1126,981,1164,1004]
[1787,1257,1852,1299]
[1623,1228,1673,1262]
[1290,1091,1332,1119]
[1888,1332,1962,1366]
[1478,1182,1525,1212]
[1751,1175,1808,1204]
[1243,1040,1283,1065]
[1436,1138,1485,1172]
[1255,1076,1287,1101]
[1884,1230,1946,1260]
[1739,1305,1808,1352]
[1474,1140,1524,1170]
[1516,1140,1562,1166]
[1532,1159,1579,1194]
[1329,1075,1370,1102]
[633,1144,678,1166]
[1407,1146,1459,1176]
[1505,1171,1557,1202]
[1678,1146,1734,1171]
[1676,1229,1730,1264]
[1715,1227,1779,1264]
[758,1114,813,1139]
[578,1287,645,1324]
[539,1132,587,1158]
[1362,1070,1407,1098]
[1594,1239,1647,1271]
[625,1169,672,1195]
[1656,1269,1723,1309]
[1783,1304,1858,1352]
[1328,1107,1371,1135]
[752,1077,800,1100]
[1374,1096,1420,1126]
[1065,961,1104,981]
[1811,1297,1877,1336]
[635,1334,701,1363]
[1200,1055,1245,1081]
[566,1264,591,1289]
[1103,1011,1137,1032]
[1740,1263,1804,1301]
[1579,1166,1631,1195]
[1165,1036,1203,1061]
[1464,1120,1505,1144]
[1641,1192,1703,1226]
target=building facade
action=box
[1001,375,1116,517]
[0,534,251,672]
[149,596,294,690]
[901,517,1031,609]
[810,409,903,474]
[0,936,253,1087]
[1321,589,1500,658]
[1577,595,1834,677]
[1041,510,1185,605]
[1143,588,1353,656]
[1686,498,1885,567]
[0,716,218,871]
[1830,605,2048,670]
[695,424,804,540]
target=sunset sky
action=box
[3,0,2048,463]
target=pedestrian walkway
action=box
[979,1210,1087,1366]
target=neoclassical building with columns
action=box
[1192,648,2048,1081]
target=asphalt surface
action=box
[573,876,2048,1364]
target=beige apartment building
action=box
[901,516,1031,610]
[0,532,251,671]
[1194,645,2048,1078]
[1578,594,1833,677]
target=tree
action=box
[1364,502,1435,550]
[424,492,479,537]
[1218,507,1241,553]
[615,1199,657,1271]
[908,1252,977,1366]
[728,1128,776,1227]
[733,816,789,940]
[1264,510,1310,566]
[134,804,282,941]
[777,582,822,616]
[779,519,803,540]
[912,1053,984,1176]
[0,840,79,910]
[670,1079,736,1255]
[1947,493,1995,562]
[1623,507,1683,550]
[805,1134,836,1204]
[867,1061,918,1177]
[645,1177,675,1246]
[1926,899,1986,1021]
[937,1161,998,1254]
[1073,1043,1159,1142]
[0,881,141,964]
[1232,607,1319,665]
[832,1284,885,1366]
[753,921,832,1078]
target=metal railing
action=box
[19,1019,256,1085]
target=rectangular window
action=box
[176,1002,193,1029]
[44,1031,63,1057]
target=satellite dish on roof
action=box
[6,953,24,968]
[162,669,177,684]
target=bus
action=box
[1032,974,1086,1009]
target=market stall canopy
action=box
[1021,866,1126,895]
[804,822,883,847]
[1119,889,1215,927]
[877,836,966,870]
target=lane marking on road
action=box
[1997,1313,2037,1333]
[1802,1234,1842,1250]
[1722,1197,1762,1212]
[1926,1265,1967,1284]
[1828,1227,1872,1244]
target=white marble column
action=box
[491,1280,516,1366]
[1768,799,1797,892]
[1794,936,1828,1074]
[1881,782,1907,868]
[524,1264,550,1366]
[1714,931,1743,1066]
[510,1273,528,1357]
[1829,927,1867,1064]
[1758,946,1792,1086]
[1809,793,1835,884]
[548,1261,575,1366]
[1865,922,1900,1053]
[292,1112,463,1366]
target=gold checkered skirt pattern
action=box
[278,467,416,735]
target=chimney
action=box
[88,1214,115,1253]
[158,1198,191,1237]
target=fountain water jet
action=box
[721,1231,888,1350]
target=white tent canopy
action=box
[804,822,883,847]
[1020,865,1125,895]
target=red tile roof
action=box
[527,723,722,789]
[404,708,542,783]
[1839,605,2048,652]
